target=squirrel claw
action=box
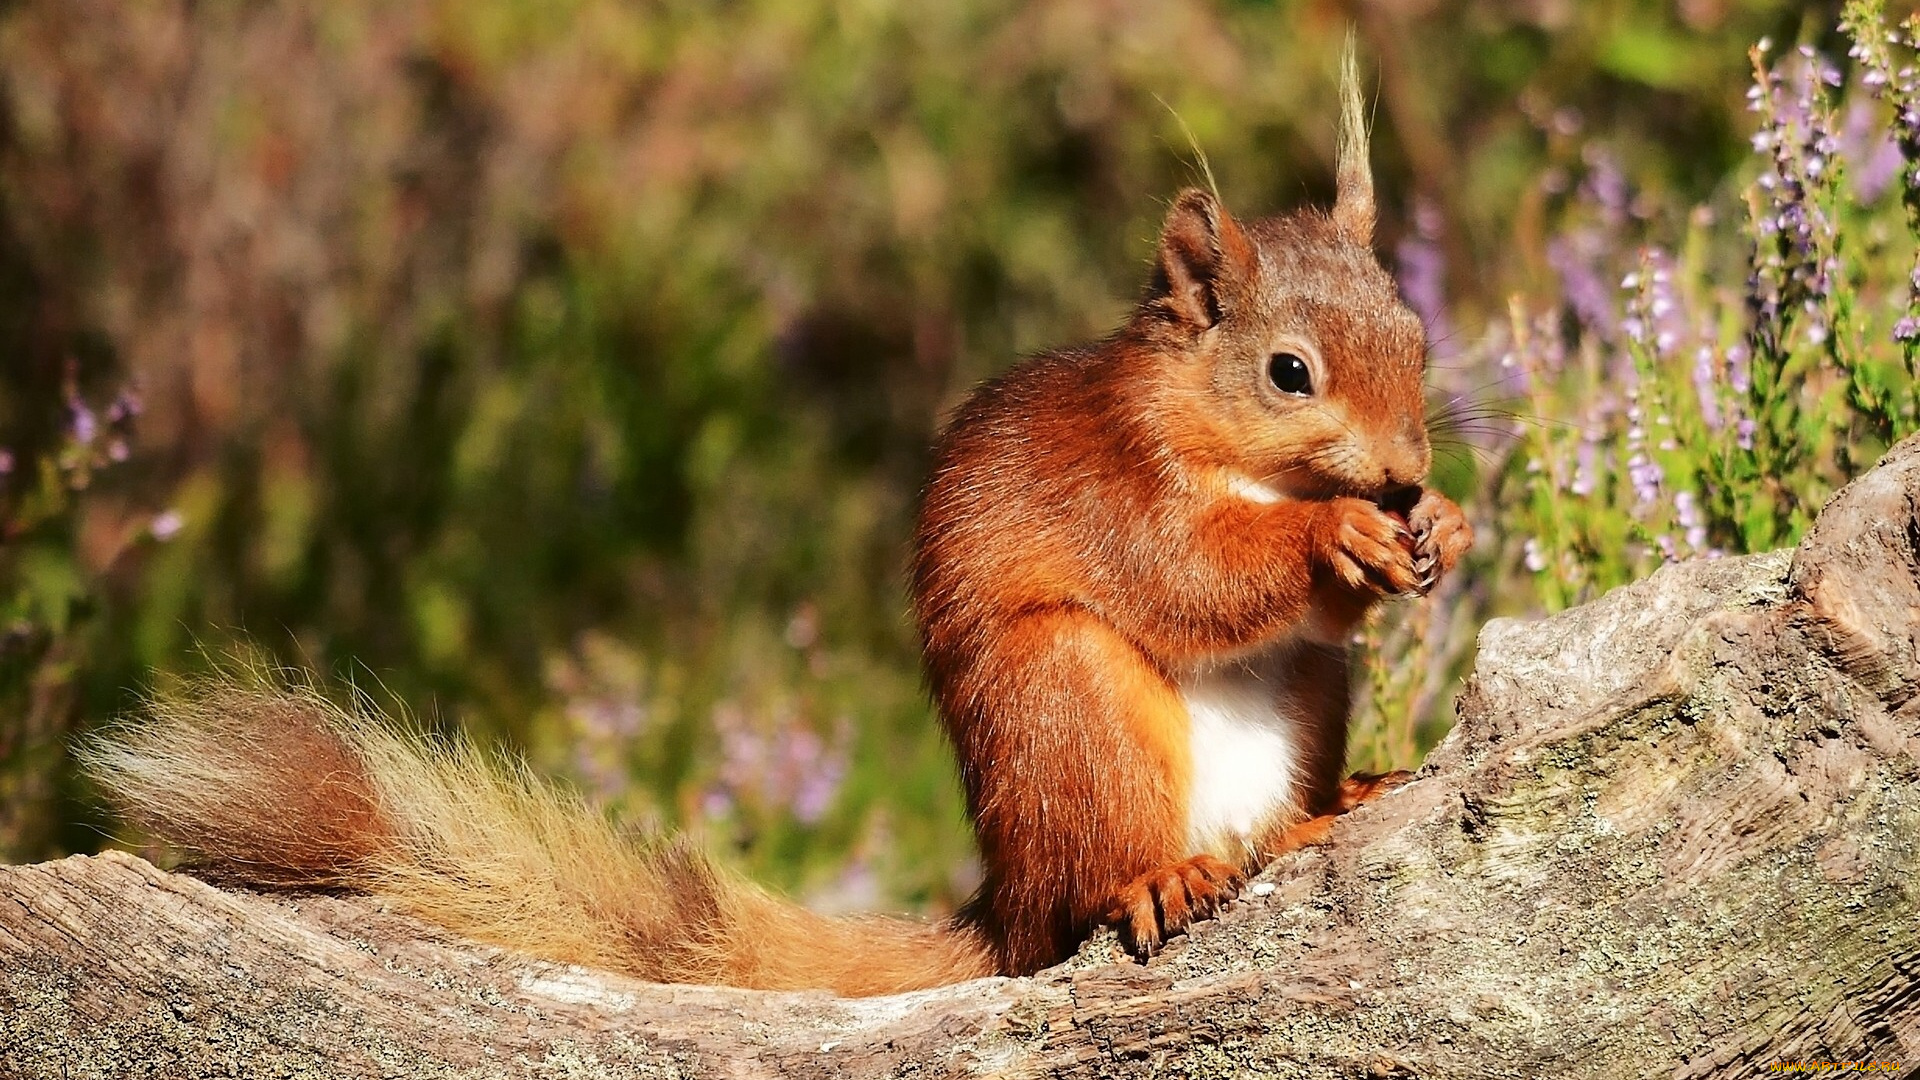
[1413,557,1438,593]
[1404,490,1473,591]
[1106,854,1245,961]
[1323,497,1423,597]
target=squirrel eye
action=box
[1268,353,1313,396]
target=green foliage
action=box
[1503,3,1920,613]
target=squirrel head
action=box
[1129,46,1430,503]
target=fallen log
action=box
[6,436,1920,1079]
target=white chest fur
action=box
[1179,648,1303,855]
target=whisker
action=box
[1427,388,1531,417]
[1433,447,1497,467]
[1427,370,1533,400]
[1429,411,1537,430]
[1430,409,1580,435]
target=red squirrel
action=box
[82,47,1470,996]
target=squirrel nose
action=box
[1382,431,1429,488]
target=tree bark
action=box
[7,437,1920,1079]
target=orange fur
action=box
[81,675,996,995]
[1244,771,1415,866]
[82,57,1473,994]
[916,61,1471,971]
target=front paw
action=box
[1406,490,1473,593]
[1104,854,1244,961]
[1319,497,1421,597]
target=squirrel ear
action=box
[1331,32,1375,247]
[1150,188,1252,330]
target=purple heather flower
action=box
[1746,44,1846,352]
[1395,198,1455,356]
[1726,343,1752,393]
[1674,489,1707,554]
[708,700,850,826]
[0,449,12,475]
[1627,451,1663,506]
[1570,438,1598,498]
[1624,389,1661,507]
[1523,538,1548,573]
[1580,146,1632,227]
[69,400,97,446]
[1844,16,1913,136]
[790,733,847,825]
[1546,231,1618,336]
[1839,97,1903,202]
[149,510,185,541]
[1624,249,1690,365]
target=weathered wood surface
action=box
[6,436,1920,1079]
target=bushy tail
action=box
[79,672,996,996]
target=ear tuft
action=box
[1150,188,1250,331]
[1332,31,1376,247]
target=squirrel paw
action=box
[1322,497,1422,596]
[1406,490,1473,594]
[1105,854,1245,961]
[1336,769,1415,812]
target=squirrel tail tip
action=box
[81,666,997,995]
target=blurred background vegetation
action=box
[1,0,1911,915]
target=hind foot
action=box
[1104,854,1244,960]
